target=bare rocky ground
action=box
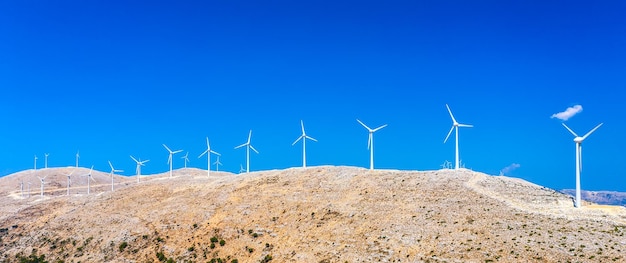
[1,166,625,263]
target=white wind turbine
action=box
[213,156,223,172]
[20,180,24,198]
[130,155,149,182]
[163,144,183,178]
[292,120,317,168]
[82,165,95,195]
[357,119,387,170]
[75,151,80,167]
[562,122,603,208]
[65,169,75,196]
[181,152,190,169]
[234,130,259,173]
[443,104,473,170]
[34,155,38,171]
[198,137,220,177]
[239,164,245,174]
[44,153,49,169]
[108,161,123,191]
[37,174,48,197]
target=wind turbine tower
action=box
[163,144,182,178]
[83,165,95,195]
[65,169,75,195]
[443,104,473,170]
[130,156,149,182]
[76,151,80,167]
[108,161,123,191]
[357,119,387,170]
[37,175,48,197]
[44,153,49,169]
[182,152,190,168]
[213,156,223,172]
[199,137,220,177]
[562,122,603,208]
[34,155,38,171]
[292,120,317,168]
[234,130,259,173]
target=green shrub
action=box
[118,241,128,252]
[260,254,273,262]
[219,239,226,246]
[188,246,194,252]
[210,243,216,249]
[156,251,166,262]
[210,237,219,243]
[231,260,238,263]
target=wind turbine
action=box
[108,161,123,191]
[65,169,75,196]
[181,152,190,169]
[75,151,80,167]
[130,155,149,182]
[443,104,473,170]
[44,153,49,169]
[20,180,24,198]
[163,144,183,178]
[213,156,223,172]
[239,164,245,174]
[292,120,317,168]
[34,155,38,171]
[357,119,387,170]
[234,130,259,173]
[82,165,95,195]
[198,137,220,177]
[562,122,603,208]
[37,175,48,197]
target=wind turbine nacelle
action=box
[574,137,584,143]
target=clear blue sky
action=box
[1,1,624,191]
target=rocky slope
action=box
[1,166,625,263]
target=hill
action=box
[561,189,626,207]
[1,166,625,262]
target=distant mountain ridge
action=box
[561,189,626,206]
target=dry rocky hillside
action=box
[1,166,626,263]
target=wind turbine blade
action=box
[247,130,252,144]
[292,136,303,146]
[446,104,457,124]
[144,159,150,163]
[206,137,210,148]
[108,161,114,170]
[367,134,372,150]
[458,124,473,128]
[372,124,388,132]
[167,155,172,164]
[234,143,247,149]
[357,119,372,131]
[444,126,454,143]
[130,155,139,163]
[582,123,603,140]
[211,150,221,156]
[561,123,579,137]
[173,150,183,154]
[163,144,172,153]
[250,145,259,154]
[198,150,208,158]
[306,136,318,142]
[300,120,305,135]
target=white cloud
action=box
[499,163,521,176]
[551,105,583,121]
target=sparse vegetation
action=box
[118,241,128,252]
